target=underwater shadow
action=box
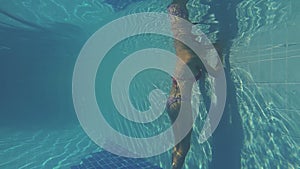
[198,0,244,168]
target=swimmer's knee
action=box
[166,100,181,122]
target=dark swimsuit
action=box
[166,70,202,110]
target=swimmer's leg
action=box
[167,81,193,169]
[172,131,192,169]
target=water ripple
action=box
[234,0,291,47]
[232,67,300,169]
[0,126,99,169]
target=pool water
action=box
[0,0,299,168]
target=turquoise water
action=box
[0,0,299,168]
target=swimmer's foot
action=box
[171,132,192,169]
[171,146,188,169]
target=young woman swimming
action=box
[166,0,204,168]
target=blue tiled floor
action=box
[71,151,162,169]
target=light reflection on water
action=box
[0,0,299,168]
